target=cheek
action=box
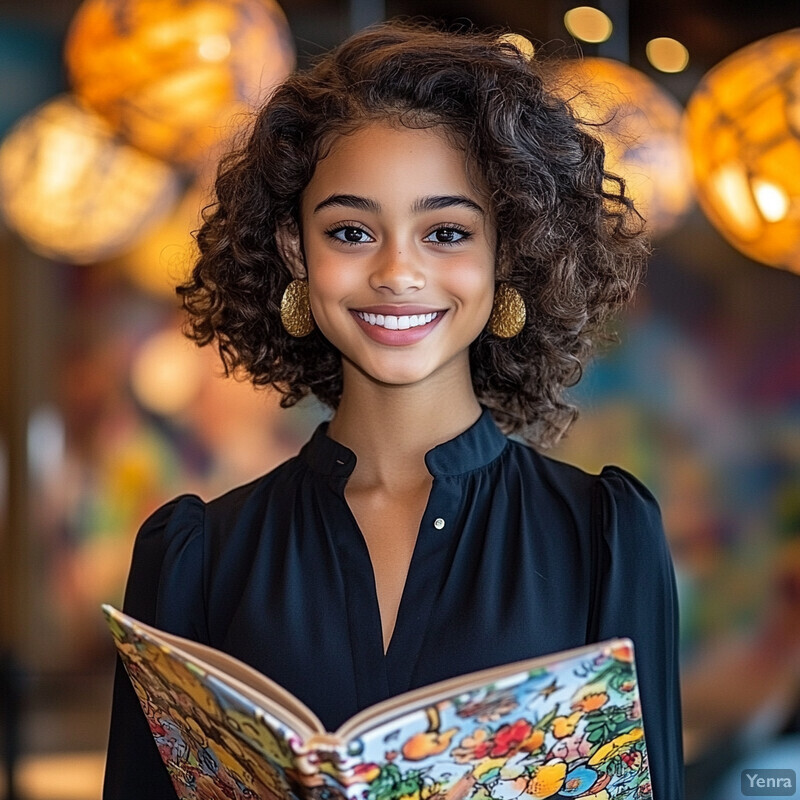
[305,261,356,348]
[476,291,497,330]
[449,259,496,319]
[305,253,351,310]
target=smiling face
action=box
[294,120,496,394]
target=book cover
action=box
[104,604,653,800]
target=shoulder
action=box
[202,452,308,533]
[124,494,207,635]
[124,455,307,633]
[138,448,307,525]
[142,452,308,549]
[595,463,660,510]
[501,438,598,502]
[588,465,672,574]
[594,464,665,544]
[132,454,307,543]
[502,441,664,540]
[131,493,206,575]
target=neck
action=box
[327,363,482,489]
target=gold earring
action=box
[487,283,526,338]
[280,279,315,337]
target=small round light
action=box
[130,327,203,416]
[752,178,790,223]
[646,37,690,73]
[564,6,613,44]
[197,33,231,63]
[497,33,535,61]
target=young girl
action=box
[104,21,683,799]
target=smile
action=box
[354,311,439,330]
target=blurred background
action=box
[0,0,799,798]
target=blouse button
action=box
[433,518,445,530]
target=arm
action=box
[594,467,684,800]
[103,496,207,800]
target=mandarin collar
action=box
[301,408,507,479]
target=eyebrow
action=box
[312,193,485,216]
[412,195,485,215]
[313,194,380,214]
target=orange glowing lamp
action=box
[65,0,295,168]
[685,29,800,274]
[0,95,180,264]
[554,57,693,238]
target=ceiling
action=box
[3,0,798,92]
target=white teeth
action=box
[356,311,438,329]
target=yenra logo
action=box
[741,769,796,796]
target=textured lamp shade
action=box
[65,0,295,168]
[554,58,693,237]
[0,95,180,264]
[685,29,800,274]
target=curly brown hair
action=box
[178,20,647,448]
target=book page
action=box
[337,639,615,739]
[327,638,653,800]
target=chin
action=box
[366,368,437,388]
[348,355,441,389]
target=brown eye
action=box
[344,227,365,242]
[424,227,470,245]
[326,225,374,245]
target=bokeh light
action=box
[685,28,800,273]
[646,37,690,73]
[117,182,208,298]
[564,6,613,44]
[0,95,180,264]
[497,32,535,61]
[553,57,694,237]
[130,326,204,416]
[65,0,295,168]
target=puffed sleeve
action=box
[593,467,684,800]
[103,495,208,800]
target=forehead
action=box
[303,120,486,206]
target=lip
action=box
[349,307,446,346]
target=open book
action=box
[103,604,653,800]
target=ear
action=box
[275,220,306,279]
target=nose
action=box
[369,244,425,294]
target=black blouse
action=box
[103,409,683,799]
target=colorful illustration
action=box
[345,641,650,800]
[106,607,304,800]
[105,607,651,800]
